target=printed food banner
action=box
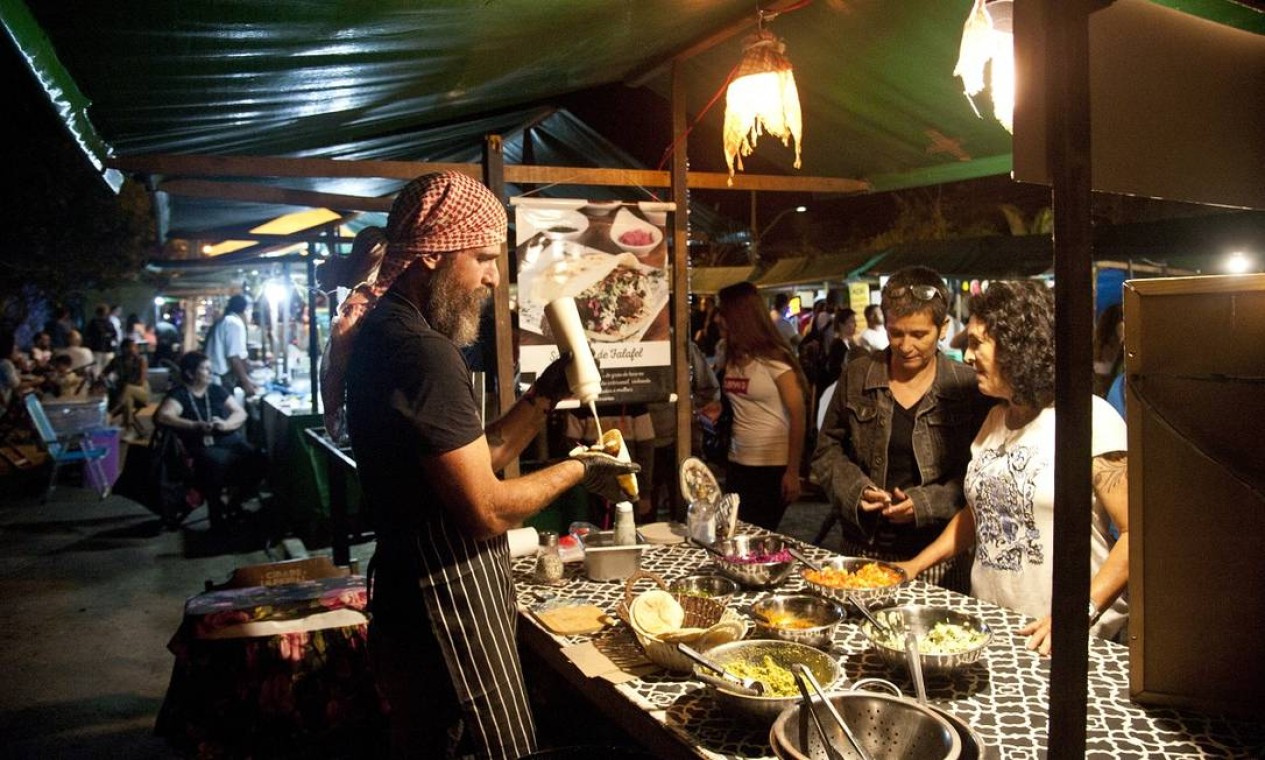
[513,198,675,406]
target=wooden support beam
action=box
[111,154,477,181]
[116,154,869,198]
[671,61,693,523]
[157,179,395,212]
[1042,0,1095,757]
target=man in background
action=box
[770,292,801,349]
[205,294,258,397]
[84,303,118,375]
[857,303,889,353]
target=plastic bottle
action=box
[687,500,717,545]
[534,531,565,585]
[613,501,637,546]
[544,297,602,404]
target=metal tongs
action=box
[793,664,873,760]
[847,593,894,638]
[786,544,823,572]
[676,643,765,697]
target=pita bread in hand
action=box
[600,428,639,499]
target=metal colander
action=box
[771,692,962,760]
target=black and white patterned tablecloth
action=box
[513,530,1265,759]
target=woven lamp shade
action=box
[723,29,803,180]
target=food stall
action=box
[512,522,1265,758]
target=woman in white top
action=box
[896,281,1130,655]
[704,281,808,531]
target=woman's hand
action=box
[859,486,891,514]
[882,486,916,524]
[781,469,801,505]
[1019,615,1054,656]
[892,559,920,581]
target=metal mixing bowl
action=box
[770,691,962,760]
[750,594,844,650]
[859,604,993,673]
[799,556,907,608]
[692,639,842,724]
[668,574,739,605]
[713,534,796,589]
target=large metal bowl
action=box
[668,574,739,606]
[859,604,993,673]
[692,639,842,724]
[770,691,962,760]
[800,556,908,608]
[713,534,797,589]
[750,594,844,650]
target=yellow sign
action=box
[848,282,873,315]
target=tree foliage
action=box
[0,46,157,324]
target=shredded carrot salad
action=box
[803,562,903,589]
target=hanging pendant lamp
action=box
[723,25,803,183]
[954,0,1015,133]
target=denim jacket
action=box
[811,351,992,548]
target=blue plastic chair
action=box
[23,394,111,501]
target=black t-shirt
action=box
[885,399,922,492]
[345,296,484,539]
[167,384,232,451]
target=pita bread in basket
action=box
[616,569,747,672]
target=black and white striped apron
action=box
[371,517,536,760]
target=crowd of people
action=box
[0,299,269,531]
[691,267,1131,665]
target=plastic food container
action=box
[583,531,645,582]
[44,399,108,436]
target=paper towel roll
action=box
[508,527,540,558]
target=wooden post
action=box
[484,135,519,478]
[671,61,692,521]
[1043,0,1095,756]
[306,250,320,415]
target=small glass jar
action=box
[534,531,565,585]
[687,499,717,545]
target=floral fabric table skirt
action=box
[156,576,385,758]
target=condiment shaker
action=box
[613,501,637,546]
[534,531,565,585]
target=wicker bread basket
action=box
[616,569,746,672]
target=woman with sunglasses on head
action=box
[705,281,809,531]
[895,281,1130,655]
[812,266,991,592]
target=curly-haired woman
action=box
[703,281,808,531]
[896,281,1130,655]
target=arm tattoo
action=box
[486,430,506,447]
[1093,451,1128,495]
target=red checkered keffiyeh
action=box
[371,170,507,298]
[320,171,505,437]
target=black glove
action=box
[571,448,641,503]
[532,351,574,403]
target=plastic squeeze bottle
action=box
[544,297,602,405]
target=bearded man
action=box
[342,172,637,759]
